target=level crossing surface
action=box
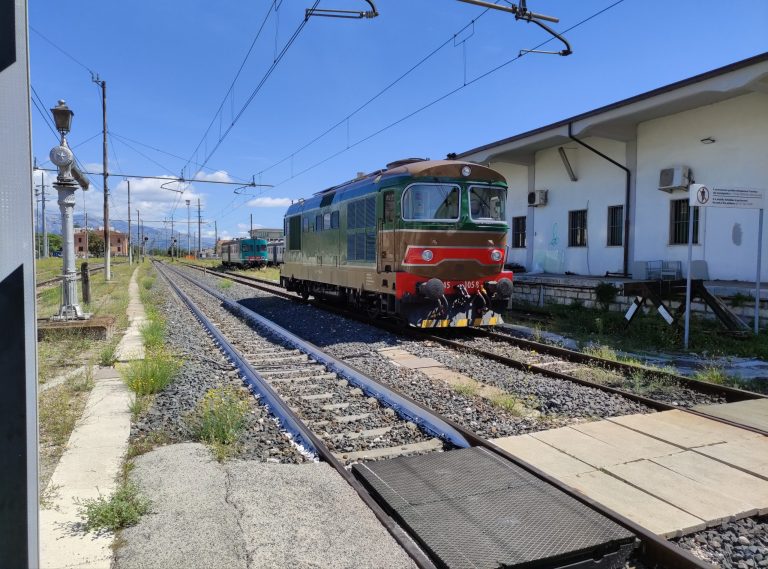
[493,409,768,538]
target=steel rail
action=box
[177,262,768,436]
[478,327,766,402]
[160,261,711,569]
[155,261,439,569]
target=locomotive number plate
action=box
[444,280,482,290]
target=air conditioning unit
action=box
[528,190,548,207]
[658,166,691,192]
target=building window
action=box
[607,205,623,247]
[512,216,526,248]
[78,246,83,252]
[670,199,699,245]
[568,210,587,247]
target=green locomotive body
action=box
[280,159,514,327]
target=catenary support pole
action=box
[197,198,201,257]
[41,172,48,258]
[94,77,111,281]
[755,208,764,335]
[127,179,132,265]
[186,199,191,257]
[215,220,218,252]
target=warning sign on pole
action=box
[690,185,764,210]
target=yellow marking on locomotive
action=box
[439,320,450,327]
[421,320,434,328]
[473,318,483,326]
[456,319,468,327]
[488,317,497,325]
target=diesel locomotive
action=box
[280,158,514,327]
[220,237,269,268]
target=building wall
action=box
[489,162,528,266]
[634,92,768,281]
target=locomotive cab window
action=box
[402,184,459,221]
[469,185,506,222]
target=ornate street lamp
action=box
[49,100,90,320]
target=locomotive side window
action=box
[383,191,395,223]
[315,215,323,232]
[324,212,331,229]
[347,195,376,262]
[469,185,506,222]
[402,184,459,221]
[303,217,309,232]
[330,211,339,229]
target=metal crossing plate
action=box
[353,447,635,569]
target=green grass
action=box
[188,386,250,461]
[489,393,525,416]
[140,319,166,350]
[512,301,768,360]
[99,341,119,367]
[77,481,150,533]
[453,382,478,397]
[121,351,180,395]
[217,279,233,290]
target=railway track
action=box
[179,261,768,436]
[163,261,711,568]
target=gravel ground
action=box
[133,268,307,463]
[168,268,444,459]
[178,266,652,438]
[674,516,768,568]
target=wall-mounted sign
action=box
[689,184,765,210]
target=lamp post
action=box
[49,100,90,320]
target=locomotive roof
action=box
[286,159,506,215]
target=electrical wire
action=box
[30,26,95,76]
[270,0,627,189]
[257,2,499,178]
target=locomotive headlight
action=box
[490,249,503,262]
[421,249,434,262]
[461,166,472,177]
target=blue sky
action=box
[29,0,768,242]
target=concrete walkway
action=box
[39,267,142,568]
[115,267,147,362]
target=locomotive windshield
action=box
[402,184,459,221]
[469,185,506,222]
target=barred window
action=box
[607,205,623,246]
[568,210,587,247]
[670,199,699,245]
[512,216,526,248]
[347,195,377,262]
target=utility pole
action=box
[170,217,175,259]
[197,198,202,257]
[127,179,132,265]
[186,199,191,257]
[250,213,253,237]
[137,209,140,261]
[214,220,218,255]
[84,211,89,260]
[93,74,111,280]
[38,171,48,257]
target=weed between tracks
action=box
[188,386,250,461]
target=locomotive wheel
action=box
[300,289,310,301]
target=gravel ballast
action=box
[674,516,768,568]
[178,266,653,438]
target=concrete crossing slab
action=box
[606,459,755,523]
[692,399,768,433]
[531,425,674,468]
[608,410,759,448]
[493,434,594,478]
[694,438,768,480]
[651,451,768,515]
[560,470,705,538]
[571,419,680,459]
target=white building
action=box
[458,53,768,283]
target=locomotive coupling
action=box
[418,278,446,300]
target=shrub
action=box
[122,352,180,395]
[99,342,118,367]
[78,482,150,533]
[595,282,618,311]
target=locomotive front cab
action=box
[385,163,514,327]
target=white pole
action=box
[683,204,696,350]
[755,208,764,335]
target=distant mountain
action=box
[38,213,216,250]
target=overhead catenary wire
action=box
[257,1,500,179]
[30,26,95,76]
[270,0,626,189]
